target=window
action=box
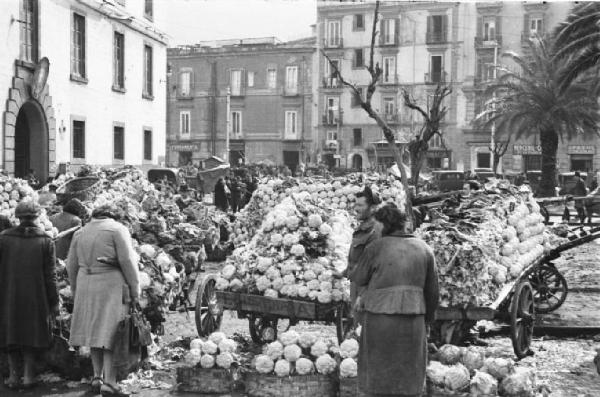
[71,13,86,78]
[383,56,395,83]
[477,152,491,169]
[354,49,364,68]
[523,154,541,171]
[143,45,153,97]
[430,55,443,83]
[427,157,443,170]
[230,69,242,96]
[327,130,338,141]
[483,17,496,41]
[72,120,85,159]
[286,66,298,89]
[353,128,362,146]
[427,15,446,43]
[381,19,396,45]
[247,71,255,87]
[113,32,125,89]
[327,20,341,47]
[113,126,124,160]
[231,111,242,136]
[267,68,277,88]
[179,71,191,96]
[326,96,339,124]
[570,154,593,172]
[383,97,395,115]
[354,14,364,30]
[144,0,153,20]
[180,111,190,137]
[143,129,152,161]
[352,87,363,107]
[529,17,543,36]
[285,111,298,139]
[20,0,37,63]
[431,134,443,148]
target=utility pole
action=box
[225,86,231,163]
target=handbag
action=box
[113,313,142,381]
[129,305,152,348]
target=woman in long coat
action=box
[67,205,140,396]
[0,201,58,389]
[351,204,439,397]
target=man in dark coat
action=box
[230,177,241,213]
[0,201,58,389]
[572,171,588,223]
[214,177,229,212]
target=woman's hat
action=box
[15,201,41,218]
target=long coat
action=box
[214,179,229,211]
[67,218,140,349]
[50,211,82,260]
[0,224,58,350]
[351,232,439,396]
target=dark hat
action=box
[15,201,41,218]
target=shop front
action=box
[568,145,595,172]
[513,144,542,172]
[369,140,408,172]
[168,143,200,166]
[426,149,451,170]
[229,140,245,167]
[282,141,302,173]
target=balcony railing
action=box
[426,31,447,44]
[322,37,344,49]
[425,71,447,84]
[475,36,502,48]
[322,77,343,88]
[322,112,343,126]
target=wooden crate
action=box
[339,377,364,397]
[176,366,234,394]
[244,372,336,397]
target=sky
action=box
[165,0,317,46]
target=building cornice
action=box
[168,45,315,58]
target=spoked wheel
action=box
[528,264,568,314]
[249,315,278,344]
[510,282,535,359]
[195,274,223,337]
[336,302,354,343]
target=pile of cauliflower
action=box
[0,177,56,235]
[426,344,536,396]
[183,332,239,370]
[216,196,352,303]
[253,331,359,378]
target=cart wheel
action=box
[510,282,535,359]
[336,302,354,343]
[195,274,223,337]
[249,315,278,344]
[528,264,568,314]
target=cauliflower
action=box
[295,357,314,376]
[331,289,344,302]
[229,278,244,292]
[184,349,202,365]
[271,278,284,291]
[290,244,305,257]
[218,338,237,353]
[438,344,462,365]
[339,358,358,378]
[461,347,485,373]
[303,270,317,281]
[279,330,299,346]
[340,339,359,359]
[482,357,514,380]
[189,338,204,351]
[286,216,301,231]
[139,244,157,258]
[257,257,273,273]
[311,340,329,357]
[155,252,172,271]
[500,367,535,396]
[208,332,227,345]
[216,352,234,369]
[221,264,237,280]
[200,354,215,369]
[306,279,320,291]
[282,274,296,285]
[319,223,332,235]
[266,267,281,280]
[139,272,152,289]
[255,276,271,292]
[315,354,337,375]
[307,214,323,228]
[201,340,218,355]
[444,363,470,391]
[319,281,333,292]
[283,233,299,247]
[266,341,284,360]
[254,354,275,374]
[297,285,309,298]
[215,277,229,291]
[317,290,332,304]
[283,344,302,362]
[270,233,283,247]
[470,370,498,396]
[426,361,447,386]
[264,288,279,298]
[298,332,318,349]
[274,359,291,377]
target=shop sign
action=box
[513,144,541,155]
[567,145,595,155]
[169,144,200,152]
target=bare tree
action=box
[490,139,510,174]
[402,85,452,192]
[321,0,414,223]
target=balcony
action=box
[475,36,502,49]
[380,74,399,85]
[322,37,344,49]
[384,113,399,124]
[425,71,447,85]
[322,77,343,89]
[322,112,343,126]
[426,31,447,45]
[324,139,339,151]
[230,85,245,97]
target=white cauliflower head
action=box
[218,338,237,354]
[189,338,204,351]
[279,330,300,346]
[290,244,306,257]
[426,361,448,386]
[264,289,279,298]
[201,340,218,355]
[339,358,358,378]
[298,332,318,349]
[444,363,470,391]
[184,349,202,366]
[438,344,462,365]
[283,344,302,362]
[221,264,237,280]
[274,359,291,377]
[208,332,227,345]
[254,354,275,374]
[315,354,337,375]
[200,354,215,369]
[340,339,359,359]
[310,340,329,358]
[295,357,314,376]
[216,352,234,369]
[307,214,323,228]
[265,341,284,360]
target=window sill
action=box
[70,74,88,85]
[15,59,36,70]
[177,95,194,100]
[353,28,366,32]
[112,85,127,94]
[71,158,86,165]
[113,159,125,164]
[142,92,154,101]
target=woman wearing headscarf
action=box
[67,205,139,396]
[0,201,58,389]
[50,198,87,260]
[351,204,439,397]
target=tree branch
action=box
[402,89,429,120]
[321,50,362,100]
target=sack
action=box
[113,315,141,380]
[129,306,152,348]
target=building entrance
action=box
[14,101,48,181]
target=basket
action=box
[56,177,101,204]
[244,372,336,397]
[339,377,363,397]
[424,383,471,396]
[176,366,234,394]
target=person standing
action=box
[67,205,140,396]
[0,201,59,389]
[351,204,439,397]
[230,177,241,213]
[572,171,587,224]
[50,198,86,260]
[214,177,229,212]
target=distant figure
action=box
[50,198,86,260]
[214,177,229,212]
[572,171,587,224]
[590,176,598,192]
[515,172,525,186]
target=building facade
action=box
[0,0,167,180]
[317,1,595,174]
[166,37,315,172]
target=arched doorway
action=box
[352,153,363,170]
[14,101,48,180]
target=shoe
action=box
[91,377,104,393]
[100,383,130,396]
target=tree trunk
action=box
[493,155,500,174]
[538,129,559,197]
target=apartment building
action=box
[166,37,315,172]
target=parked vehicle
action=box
[431,170,465,192]
[473,168,496,182]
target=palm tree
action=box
[477,37,600,197]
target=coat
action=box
[67,218,140,349]
[214,179,229,211]
[351,232,439,396]
[50,211,82,260]
[0,224,58,350]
